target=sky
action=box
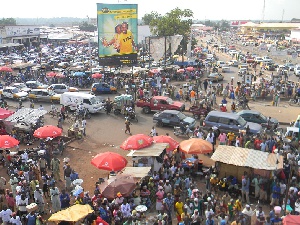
[1,0,299,21]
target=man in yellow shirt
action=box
[227,132,235,146]
[118,22,136,54]
[175,198,184,223]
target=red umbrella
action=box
[150,69,160,74]
[92,73,103,79]
[47,71,57,77]
[186,67,194,72]
[33,125,62,139]
[0,135,19,148]
[153,135,179,152]
[55,73,65,78]
[0,66,13,72]
[91,152,127,171]
[0,108,14,120]
[120,134,153,150]
[177,69,185,73]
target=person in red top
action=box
[254,138,262,150]
[220,104,227,112]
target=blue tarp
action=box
[73,72,86,77]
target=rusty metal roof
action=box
[211,145,283,170]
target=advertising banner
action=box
[97,3,138,66]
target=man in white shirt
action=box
[9,212,21,225]
[0,205,12,225]
[34,185,45,214]
[16,194,28,217]
[81,119,86,136]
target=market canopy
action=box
[5,108,47,125]
[48,204,94,222]
[211,145,283,170]
[120,167,151,179]
[126,143,168,157]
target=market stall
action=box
[4,108,47,135]
[120,166,152,179]
[126,143,168,172]
[211,145,284,182]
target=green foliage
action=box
[149,8,193,36]
[0,18,16,25]
[79,22,97,32]
[141,11,160,25]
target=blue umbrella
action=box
[73,72,86,77]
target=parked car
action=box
[207,73,224,82]
[236,110,279,128]
[26,81,48,89]
[136,96,185,114]
[29,89,61,103]
[91,83,117,94]
[11,83,31,92]
[153,110,196,129]
[203,111,262,135]
[0,87,28,101]
[285,63,295,71]
[254,57,264,63]
[221,65,230,73]
[216,61,226,68]
[48,84,78,94]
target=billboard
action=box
[97,3,138,66]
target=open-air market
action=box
[0,1,299,225]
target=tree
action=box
[0,18,16,25]
[79,22,96,32]
[141,11,160,25]
[149,8,193,36]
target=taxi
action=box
[0,87,28,101]
[26,81,48,89]
[28,89,61,103]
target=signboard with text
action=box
[5,26,40,37]
[97,3,138,66]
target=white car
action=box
[254,57,264,63]
[228,60,238,67]
[216,61,226,68]
[262,56,273,63]
[1,87,28,101]
[221,65,230,73]
[11,83,31,93]
[294,66,300,76]
[228,50,238,56]
[48,84,78,94]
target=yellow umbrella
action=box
[48,204,94,222]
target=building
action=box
[0,25,40,47]
[290,28,300,42]
[240,22,300,36]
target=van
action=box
[284,127,299,140]
[203,111,262,134]
[60,92,104,113]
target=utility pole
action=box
[281,9,285,23]
[261,0,265,22]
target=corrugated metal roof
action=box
[126,143,168,157]
[211,145,283,170]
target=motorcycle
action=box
[126,110,138,122]
[174,125,193,137]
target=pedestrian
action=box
[34,185,45,214]
[81,118,86,136]
[59,189,70,209]
[150,126,157,137]
[64,164,72,191]
[51,156,61,182]
[124,119,132,135]
[50,184,61,213]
